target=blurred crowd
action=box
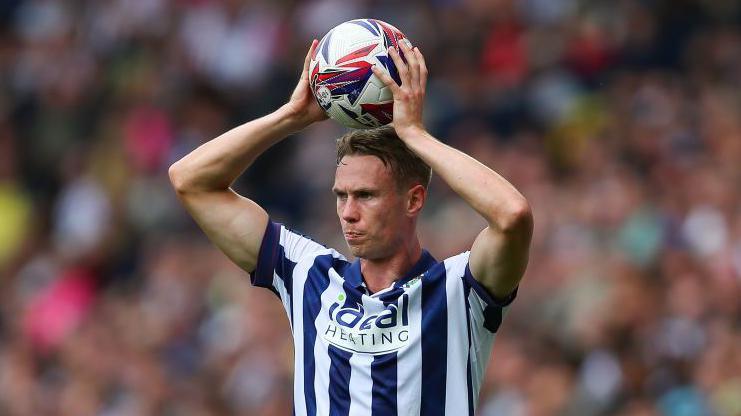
[0,0,739,415]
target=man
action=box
[169,39,533,415]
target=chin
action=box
[347,244,366,258]
[346,241,372,258]
[347,244,391,261]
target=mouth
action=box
[344,232,364,243]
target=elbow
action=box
[168,160,230,194]
[168,161,190,194]
[497,199,534,235]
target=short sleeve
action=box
[445,251,517,334]
[250,220,327,298]
[462,263,517,333]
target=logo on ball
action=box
[316,86,332,109]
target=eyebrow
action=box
[332,187,378,195]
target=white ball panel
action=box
[378,85,392,102]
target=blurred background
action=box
[0,0,739,415]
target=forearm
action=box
[398,128,530,232]
[169,105,305,193]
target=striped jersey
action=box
[250,221,516,416]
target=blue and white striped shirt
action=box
[250,221,516,416]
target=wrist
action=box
[276,104,312,133]
[395,124,429,143]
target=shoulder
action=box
[296,247,349,271]
[413,251,471,288]
[269,221,339,259]
[437,251,517,306]
[440,251,471,275]
[251,220,346,287]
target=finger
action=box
[399,41,419,90]
[388,46,409,86]
[371,65,402,95]
[301,39,318,80]
[414,47,428,92]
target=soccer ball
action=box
[310,19,411,129]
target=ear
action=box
[406,184,426,217]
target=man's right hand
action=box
[169,39,334,273]
[282,39,328,131]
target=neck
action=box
[360,237,422,293]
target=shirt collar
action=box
[345,249,438,292]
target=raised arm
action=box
[371,42,533,299]
[168,40,327,272]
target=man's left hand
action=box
[371,41,428,139]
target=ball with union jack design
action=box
[309,19,410,129]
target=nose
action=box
[341,197,360,223]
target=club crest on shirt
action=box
[402,273,424,289]
[323,294,410,355]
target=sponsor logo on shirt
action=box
[323,293,410,355]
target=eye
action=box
[335,191,347,201]
[357,191,373,200]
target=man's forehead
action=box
[334,155,393,186]
[336,155,390,174]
